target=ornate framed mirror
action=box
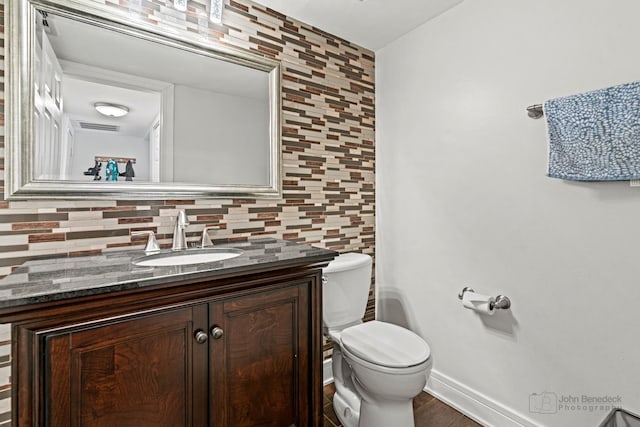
[6,0,282,199]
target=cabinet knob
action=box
[194,330,208,344]
[210,326,224,340]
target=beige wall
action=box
[0,0,375,423]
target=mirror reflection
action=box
[34,10,271,186]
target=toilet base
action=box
[359,398,415,427]
[333,391,360,427]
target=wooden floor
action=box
[323,383,482,427]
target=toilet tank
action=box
[322,253,372,331]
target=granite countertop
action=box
[0,238,337,312]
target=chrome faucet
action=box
[172,210,190,250]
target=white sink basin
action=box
[132,248,242,267]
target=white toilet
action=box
[323,253,432,427]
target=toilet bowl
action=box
[323,253,432,427]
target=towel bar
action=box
[526,104,544,119]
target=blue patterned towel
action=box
[545,81,640,181]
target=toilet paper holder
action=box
[458,287,511,310]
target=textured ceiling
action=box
[251,0,464,51]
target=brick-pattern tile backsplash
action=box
[0,0,375,422]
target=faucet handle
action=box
[131,230,160,253]
[201,226,219,248]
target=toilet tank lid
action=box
[340,320,431,368]
[323,252,371,274]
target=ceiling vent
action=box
[77,122,120,132]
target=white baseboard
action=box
[426,370,542,427]
[323,358,334,386]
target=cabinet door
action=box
[209,282,311,427]
[45,305,209,427]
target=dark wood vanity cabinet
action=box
[210,285,311,427]
[10,268,324,427]
[46,305,204,427]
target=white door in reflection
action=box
[35,30,64,180]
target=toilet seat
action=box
[340,340,432,377]
[340,320,430,368]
